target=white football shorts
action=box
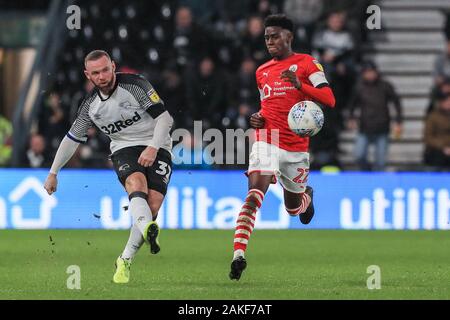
[247,141,310,193]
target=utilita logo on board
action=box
[340,188,450,230]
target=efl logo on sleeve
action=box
[149,91,161,104]
[312,60,324,72]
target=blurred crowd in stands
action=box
[1,0,449,171]
[426,22,450,171]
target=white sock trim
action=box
[233,249,245,260]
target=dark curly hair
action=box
[264,14,294,32]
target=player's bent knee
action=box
[125,173,147,193]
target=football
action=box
[287,101,324,137]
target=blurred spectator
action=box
[428,38,450,116]
[284,0,324,53]
[232,57,259,107]
[310,10,357,169]
[158,67,189,129]
[239,15,269,65]
[432,39,450,86]
[170,6,213,69]
[322,0,374,48]
[423,92,450,171]
[427,76,450,114]
[309,112,342,171]
[179,0,216,24]
[312,10,356,109]
[250,0,283,18]
[185,57,228,129]
[312,11,355,68]
[236,102,254,130]
[225,101,255,131]
[210,0,253,26]
[22,134,51,168]
[225,58,258,129]
[70,79,95,123]
[0,115,12,167]
[347,61,403,171]
[38,92,70,153]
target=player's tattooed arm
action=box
[280,70,301,89]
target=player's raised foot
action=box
[113,256,131,284]
[300,186,315,225]
[145,221,160,254]
[229,256,247,281]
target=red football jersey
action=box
[255,53,328,152]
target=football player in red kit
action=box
[229,14,336,280]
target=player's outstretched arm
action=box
[300,84,336,108]
[44,136,80,195]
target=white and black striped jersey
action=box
[67,73,172,154]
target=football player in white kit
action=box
[44,50,173,284]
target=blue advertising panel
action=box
[0,169,449,230]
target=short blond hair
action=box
[84,50,111,68]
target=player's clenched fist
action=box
[138,146,158,167]
[250,112,265,129]
[280,69,301,89]
[44,173,58,195]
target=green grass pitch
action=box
[1,229,449,299]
